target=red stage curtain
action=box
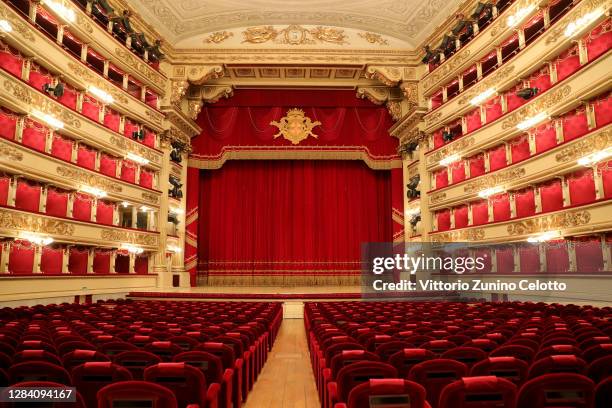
[491,193,511,222]
[185,167,200,286]
[593,92,612,128]
[484,96,503,123]
[454,205,469,229]
[143,130,156,148]
[120,160,137,183]
[198,160,392,279]
[489,145,507,171]
[545,241,569,273]
[100,154,117,177]
[599,161,612,198]
[28,63,53,92]
[96,200,114,225]
[584,19,611,62]
[115,253,130,274]
[469,154,486,177]
[539,179,564,213]
[124,119,139,138]
[436,210,451,232]
[57,82,78,110]
[435,168,449,189]
[519,245,540,273]
[8,240,35,274]
[77,144,96,169]
[50,134,73,161]
[139,169,153,189]
[433,129,445,149]
[69,247,88,275]
[472,201,489,225]
[135,256,148,274]
[562,108,589,141]
[0,107,18,140]
[533,122,558,153]
[15,180,41,212]
[0,175,9,206]
[510,135,530,163]
[556,45,581,82]
[46,187,68,217]
[465,108,482,133]
[567,168,596,205]
[450,161,465,184]
[93,250,111,274]
[104,108,121,133]
[514,188,536,218]
[72,193,92,221]
[496,247,515,274]
[529,65,552,92]
[41,246,63,275]
[573,237,604,273]
[22,119,48,152]
[82,95,101,122]
[0,41,23,78]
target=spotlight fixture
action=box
[527,231,561,243]
[410,214,421,228]
[169,207,184,215]
[565,9,604,38]
[442,130,457,142]
[516,87,539,100]
[81,185,107,198]
[406,175,421,199]
[0,20,12,33]
[507,5,536,28]
[470,88,496,106]
[440,154,461,167]
[43,0,76,23]
[132,129,144,141]
[43,82,64,98]
[167,245,182,253]
[577,147,612,166]
[126,152,149,166]
[121,244,144,254]
[20,232,54,246]
[121,201,130,208]
[88,86,114,104]
[516,112,548,131]
[31,109,64,130]
[405,205,420,217]
[478,186,506,198]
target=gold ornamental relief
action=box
[100,229,158,246]
[242,25,348,45]
[141,192,160,204]
[0,209,75,235]
[359,32,389,45]
[109,136,160,164]
[0,142,23,161]
[501,86,572,130]
[430,228,485,243]
[507,210,591,235]
[555,128,612,162]
[427,137,475,164]
[205,31,234,44]
[430,192,447,205]
[270,109,322,145]
[463,167,526,194]
[56,166,122,193]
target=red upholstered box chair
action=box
[532,121,558,153]
[143,129,157,147]
[408,359,468,408]
[328,361,398,408]
[517,373,595,408]
[103,107,121,133]
[0,41,24,78]
[196,342,243,408]
[584,19,612,63]
[3,381,86,408]
[50,134,73,162]
[113,350,162,380]
[15,179,41,212]
[465,108,482,133]
[62,349,110,371]
[470,201,489,226]
[120,160,137,183]
[67,248,87,276]
[81,95,101,123]
[338,379,430,408]
[76,144,96,170]
[72,362,132,408]
[484,96,503,124]
[72,192,93,222]
[57,81,78,111]
[561,107,590,142]
[97,380,178,408]
[8,361,72,385]
[28,62,53,93]
[144,362,221,408]
[470,357,528,386]
[174,351,234,408]
[556,44,581,82]
[435,168,448,189]
[438,376,517,408]
[93,249,112,274]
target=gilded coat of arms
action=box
[270,109,321,145]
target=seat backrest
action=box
[0,368,7,387]
[167,336,199,351]
[528,355,587,379]
[145,362,207,408]
[330,350,381,378]
[408,359,468,408]
[489,344,535,362]
[422,340,457,355]
[595,376,612,408]
[72,362,132,408]
[374,341,413,362]
[517,373,595,408]
[583,343,612,362]
[441,347,487,368]
[143,341,182,361]
[336,361,398,403]
[346,379,427,408]
[97,380,178,408]
[324,342,365,365]
[388,348,436,377]
[57,341,96,357]
[113,350,162,380]
[98,341,138,357]
[439,376,517,408]
[2,381,86,407]
[195,342,236,370]
[586,355,612,383]
[470,357,528,385]
[534,344,582,360]
[13,350,62,366]
[62,349,110,371]
[173,351,224,385]
[8,361,72,385]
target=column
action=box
[87,248,94,274]
[0,242,9,273]
[62,247,69,274]
[172,152,190,287]
[33,245,42,274]
[152,142,173,288]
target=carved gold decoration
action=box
[501,86,572,130]
[458,65,515,105]
[424,111,443,127]
[114,48,166,89]
[170,80,188,105]
[391,108,426,140]
[0,208,75,236]
[463,167,526,194]
[545,0,606,45]
[0,5,35,42]
[187,100,203,120]
[200,85,233,104]
[427,137,475,164]
[187,66,224,85]
[359,32,389,45]
[555,127,612,162]
[430,192,447,205]
[0,142,24,161]
[109,136,161,164]
[67,63,128,104]
[270,109,321,145]
[141,192,160,204]
[401,81,419,108]
[56,166,122,193]
[242,25,348,45]
[75,14,94,34]
[422,49,471,90]
[507,210,591,235]
[145,109,164,127]
[205,31,234,44]
[365,66,403,86]
[430,228,485,242]
[387,101,402,121]
[100,229,158,246]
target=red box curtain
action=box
[0,107,18,140]
[185,167,200,285]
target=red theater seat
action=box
[174,351,234,408]
[438,376,517,408]
[144,341,183,361]
[328,361,398,408]
[527,355,587,379]
[489,344,535,362]
[470,357,528,386]
[441,347,487,368]
[408,359,468,408]
[12,350,62,366]
[113,350,162,380]
[595,376,612,408]
[196,342,243,408]
[72,362,132,408]
[341,379,429,408]
[62,349,110,371]
[517,373,594,408]
[97,380,178,408]
[8,361,72,385]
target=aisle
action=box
[244,318,320,408]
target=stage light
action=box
[507,4,536,27]
[167,245,182,253]
[440,154,461,167]
[31,109,64,130]
[43,0,76,23]
[169,207,184,215]
[577,147,612,166]
[81,185,107,198]
[470,88,496,106]
[478,186,505,198]
[516,112,548,131]
[132,130,144,141]
[126,152,149,166]
[0,20,12,33]
[527,231,561,243]
[88,86,114,104]
[405,205,420,217]
[121,244,144,254]
[139,205,151,212]
[43,82,65,98]
[20,232,54,246]
[565,9,604,38]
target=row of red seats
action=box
[305,301,611,408]
[0,300,283,407]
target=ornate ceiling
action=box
[130,0,464,48]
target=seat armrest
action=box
[206,382,221,408]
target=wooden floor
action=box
[244,318,320,408]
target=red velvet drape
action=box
[197,160,392,280]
